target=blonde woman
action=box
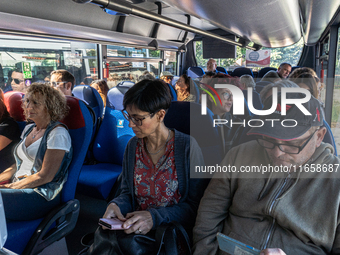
[0,83,72,221]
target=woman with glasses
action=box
[0,89,21,175]
[0,83,72,221]
[175,74,196,102]
[87,79,206,254]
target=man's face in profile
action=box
[207,60,217,72]
[277,64,292,79]
[11,71,25,92]
[50,73,71,96]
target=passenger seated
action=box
[0,83,72,221]
[86,79,206,254]
[160,71,174,85]
[90,79,109,107]
[50,69,75,96]
[193,93,340,255]
[175,74,196,102]
[137,71,155,82]
[276,62,292,79]
[0,89,20,174]
[203,73,244,154]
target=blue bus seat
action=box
[255,81,272,94]
[167,83,177,101]
[106,86,130,111]
[77,92,135,200]
[191,80,201,104]
[72,85,104,119]
[172,76,180,87]
[257,67,277,80]
[3,91,26,132]
[232,67,254,77]
[164,101,223,166]
[216,66,228,74]
[323,120,337,156]
[242,89,263,112]
[187,67,205,79]
[5,96,93,255]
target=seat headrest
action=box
[60,96,86,129]
[107,87,128,111]
[3,91,25,122]
[72,85,101,108]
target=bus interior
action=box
[1,0,340,254]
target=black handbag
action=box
[82,221,192,255]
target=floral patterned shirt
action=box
[134,136,181,211]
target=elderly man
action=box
[207,58,218,73]
[50,69,75,96]
[277,62,292,79]
[193,92,340,255]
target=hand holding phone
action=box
[98,218,129,230]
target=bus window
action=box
[195,38,304,72]
[107,45,162,88]
[0,34,97,92]
[331,26,340,150]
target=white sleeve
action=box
[20,124,34,139]
[47,126,72,152]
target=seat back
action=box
[216,66,228,74]
[106,86,130,111]
[191,80,201,104]
[242,90,263,112]
[255,81,272,94]
[232,67,254,77]
[257,67,277,79]
[72,85,104,119]
[93,93,135,164]
[3,91,26,132]
[172,76,180,87]
[323,120,337,156]
[167,83,177,101]
[59,96,93,202]
[164,101,223,166]
[187,67,205,79]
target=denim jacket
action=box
[14,121,73,201]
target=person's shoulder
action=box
[173,129,200,148]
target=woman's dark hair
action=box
[123,79,172,113]
[181,74,190,92]
[0,88,10,122]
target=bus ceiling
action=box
[63,0,340,47]
[0,0,340,49]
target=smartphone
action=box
[217,232,261,255]
[98,218,126,230]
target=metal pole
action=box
[85,0,257,50]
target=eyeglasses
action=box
[9,78,24,85]
[122,110,155,126]
[221,92,233,100]
[49,81,67,88]
[257,129,319,154]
